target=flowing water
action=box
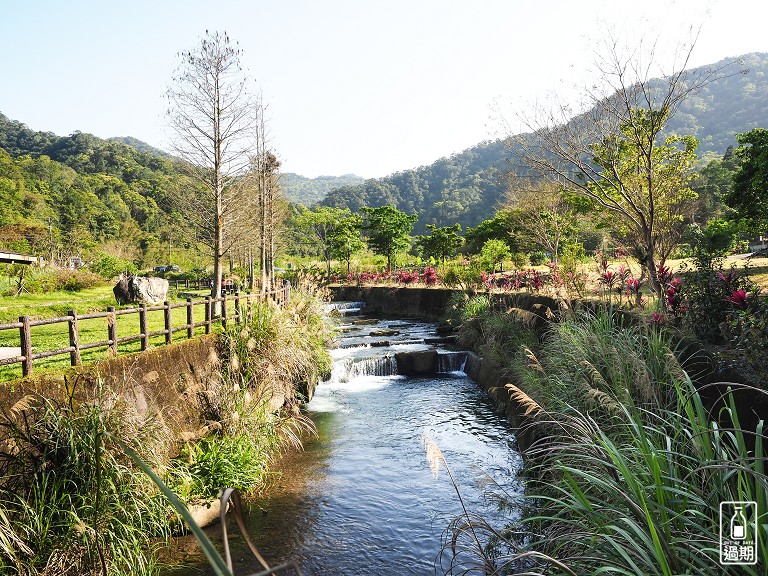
[165,304,522,576]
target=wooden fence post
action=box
[68,310,81,366]
[164,301,172,345]
[107,306,118,356]
[139,304,149,351]
[19,315,32,376]
[221,295,228,329]
[205,297,212,334]
[186,298,194,339]
[235,290,241,324]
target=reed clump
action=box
[0,392,171,576]
[445,303,766,575]
[0,286,333,574]
[165,287,332,502]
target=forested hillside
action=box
[322,52,768,234]
[0,112,194,266]
[0,52,766,263]
[281,172,364,205]
[322,140,513,234]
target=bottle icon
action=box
[731,505,747,540]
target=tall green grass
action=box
[0,395,171,575]
[165,288,331,503]
[444,306,767,575]
[467,380,767,575]
[513,308,684,420]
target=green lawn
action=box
[0,285,236,380]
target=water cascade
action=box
[166,302,522,576]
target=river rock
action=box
[113,274,169,305]
[369,329,400,337]
[395,349,438,375]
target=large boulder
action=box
[113,275,169,305]
[133,276,169,305]
[113,274,134,305]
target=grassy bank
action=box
[0,287,333,575]
[447,296,767,574]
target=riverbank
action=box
[163,309,522,575]
[432,291,767,574]
[0,288,333,575]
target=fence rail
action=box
[0,283,291,377]
[167,278,242,291]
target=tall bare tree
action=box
[508,32,740,296]
[166,30,259,305]
[224,140,283,292]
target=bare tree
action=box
[223,140,284,292]
[508,31,741,297]
[506,178,581,265]
[166,30,259,306]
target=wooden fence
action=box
[169,278,216,291]
[0,283,291,377]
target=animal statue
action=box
[113,274,169,305]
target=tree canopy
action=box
[415,224,463,263]
[726,128,768,235]
[360,205,418,271]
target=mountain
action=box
[321,52,768,234]
[0,111,194,264]
[322,140,510,234]
[108,136,172,158]
[280,173,365,206]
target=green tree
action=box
[328,213,364,273]
[513,37,737,297]
[414,223,463,263]
[464,209,522,254]
[726,127,768,235]
[296,206,357,278]
[507,180,583,265]
[690,146,739,224]
[361,205,418,271]
[479,238,511,273]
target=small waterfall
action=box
[325,301,367,316]
[327,355,398,384]
[437,352,467,374]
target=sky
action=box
[1,0,767,179]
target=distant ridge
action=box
[108,136,171,158]
[321,52,768,233]
[281,172,365,206]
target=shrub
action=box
[396,269,420,284]
[529,250,547,266]
[438,260,483,289]
[88,253,137,279]
[727,290,768,383]
[678,258,756,343]
[3,267,104,295]
[479,239,511,273]
[0,397,170,575]
[421,266,438,285]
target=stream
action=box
[165,302,523,575]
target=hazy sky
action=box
[1,0,766,178]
